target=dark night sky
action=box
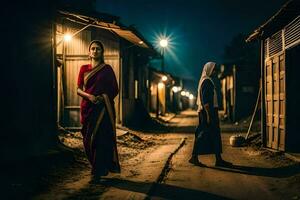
[96,0,287,81]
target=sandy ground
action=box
[32,129,186,200]
[151,134,300,200]
[5,110,300,200]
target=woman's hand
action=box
[88,94,98,104]
[95,96,104,104]
[204,104,211,126]
[206,113,211,125]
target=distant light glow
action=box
[160,39,168,47]
[64,34,72,42]
[162,75,168,81]
[189,94,194,100]
[185,91,190,97]
[181,91,186,96]
[139,41,144,44]
[172,86,178,93]
[177,86,182,91]
[158,82,164,89]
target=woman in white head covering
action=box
[189,62,232,167]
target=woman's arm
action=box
[77,86,100,104]
[77,65,103,104]
[203,103,214,125]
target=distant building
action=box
[218,63,259,122]
[181,78,197,110]
[120,29,158,127]
[149,68,174,116]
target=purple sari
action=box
[78,63,120,176]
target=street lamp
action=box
[63,33,72,42]
[162,75,168,82]
[159,38,168,72]
[160,39,168,48]
[172,86,179,93]
[158,82,164,89]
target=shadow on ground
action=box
[200,163,300,178]
[65,178,231,200]
[1,144,76,200]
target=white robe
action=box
[196,62,218,112]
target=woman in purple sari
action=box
[77,40,120,182]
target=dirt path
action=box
[29,110,300,200]
[150,134,300,200]
[32,131,187,200]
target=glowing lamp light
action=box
[185,91,190,97]
[64,33,72,42]
[181,91,186,96]
[158,82,164,89]
[162,75,168,82]
[177,86,182,91]
[139,41,144,44]
[172,86,178,93]
[159,39,168,48]
[189,94,194,100]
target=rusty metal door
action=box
[265,54,286,150]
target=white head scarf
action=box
[196,61,218,112]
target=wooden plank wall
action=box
[56,22,121,129]
[265,53,286,150]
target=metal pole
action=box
[260,40,266,147]
[52,23,58,126]
[156,83,159,118]
[246,87,261,139]
[162,48,165,72]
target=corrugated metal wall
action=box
[285,16,300,49]
[56,22,120,129]
[57,23,91,128]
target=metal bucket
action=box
[229,135,246,147]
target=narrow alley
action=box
[3,1,300,200]
[25,110,300,200]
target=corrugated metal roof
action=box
[58,10,150,48]
[246,0,300,42]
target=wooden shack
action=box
[149,68,174,116]
[120,28,158,127]
[55,9,151,129]
[247,0,300,152]
[1,0,152,161]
